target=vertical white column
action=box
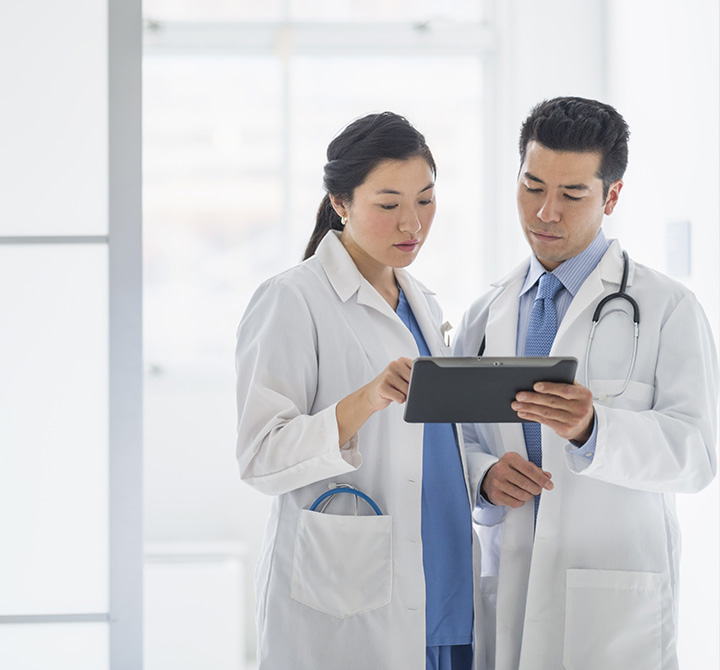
[109,0,143,668]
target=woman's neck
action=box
[341,236,400,309]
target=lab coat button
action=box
[585,452,594,458]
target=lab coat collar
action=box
[553,239,629,350]
[314,230,367,303]
[313,231,441,346]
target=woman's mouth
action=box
[394,240,419,252]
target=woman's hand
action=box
[361,357,414,412]
[336,357,413,447]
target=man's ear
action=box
[329,194,348,219]
[603,180,623,215]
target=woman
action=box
[235,112,483,669]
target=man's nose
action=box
[537,194,561,223]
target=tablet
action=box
[403,356,578,423]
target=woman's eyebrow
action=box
[375,182,435,196]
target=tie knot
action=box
[537,272,562,300]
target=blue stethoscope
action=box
[309,484,383,515]
[584,250,640,399]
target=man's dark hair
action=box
[519,96,630,197]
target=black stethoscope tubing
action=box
[585,250,640,399]
[590,250,640,325]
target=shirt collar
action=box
[520,229,610,297]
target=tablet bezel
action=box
[403,356,579,423]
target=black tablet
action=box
[403,356,578,423]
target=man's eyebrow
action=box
[523,172,590,191]
[523,171,545,184]
[376,182,435,195]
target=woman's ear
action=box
[329,194,348,219]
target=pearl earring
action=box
[341,216,347,226]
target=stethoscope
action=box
[584,250,640,399]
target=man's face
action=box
[516,141,622,270]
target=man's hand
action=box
[512,381,595,443]
[481,452,554,508]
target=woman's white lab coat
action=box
[235,231,486,669]
[453,240,718,670]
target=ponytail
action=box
[303,194,344,260]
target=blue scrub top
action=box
[396,289,474,646]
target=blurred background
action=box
[0,0,717,668]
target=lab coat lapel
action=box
[395,269,447,356]
[485,260,529,458]
[552,240,626,354]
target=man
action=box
[453,97,718,670]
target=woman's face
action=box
[333,156,436,279]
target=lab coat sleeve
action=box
[235,278,361,496]
[574,292,719,493]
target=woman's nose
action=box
[399,210,422,234]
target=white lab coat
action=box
[235,231,486,670]
[453,240,718,670]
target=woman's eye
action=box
[419,199,434,206]
[379,204,398,210]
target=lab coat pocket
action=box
[290,509,393,618]
[563,569,661,670]
[590,380,654,410]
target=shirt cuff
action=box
[473,481,507,527]
[565,415,598,473]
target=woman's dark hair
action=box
[519,96,630,198]
[303,112,436,260]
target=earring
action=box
[341,216,347,226]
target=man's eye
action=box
[563,194,582,201]
[525,186,543,194]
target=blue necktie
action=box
[523,272,563,526]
